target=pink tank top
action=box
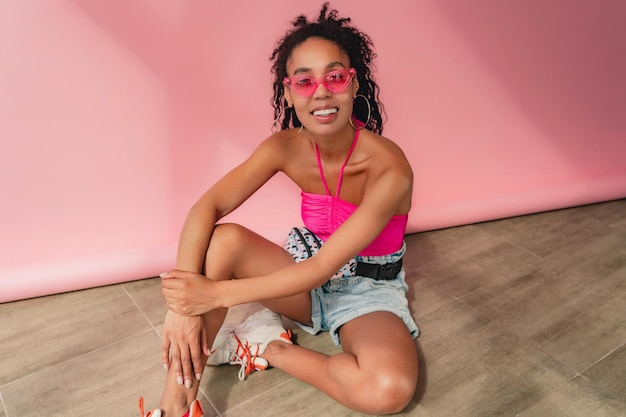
[301,127,408,256]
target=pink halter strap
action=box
[314,126,361,198]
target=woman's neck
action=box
[309,125,357,164]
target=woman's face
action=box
[285,37,358,136]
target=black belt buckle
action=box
[355,258,402,280]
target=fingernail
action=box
[177,376,183,385]
[195,373,202,381]
[185,379,191,388]
[159,272,167,278]
[163,363,169,371]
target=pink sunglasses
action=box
[283,68,356,97]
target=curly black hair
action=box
[270,2,385,134]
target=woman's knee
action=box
[210,223,248,249]
[204,223,250,277]
[357,368,417,414]
[206,223,293,279]
[209,223,277,255]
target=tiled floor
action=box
[1,199,625,417]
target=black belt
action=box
[355,258,403,280]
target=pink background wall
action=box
[2,0,625,302]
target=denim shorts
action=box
[285,230,420,346]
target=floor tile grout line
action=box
[224,376,296,414]
[418,403,436,417]
[578,342,626,375]
[575,372,626,405]
[220,376,296,415]
[118,280,167,346]
[0,391,9,417]
[120,283,162,333]
[503,239,544,260]
[197,383,223,417]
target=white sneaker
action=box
[206,309,292,380]
[184,400,204,417]
[231,308,292,379]
[206,322,269,380]
[205,323,238,366]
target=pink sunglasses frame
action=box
[283,68,356,97]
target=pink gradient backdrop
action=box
[1,0,625,302]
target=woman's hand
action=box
[162,309,208,388]
[161,270,219,316]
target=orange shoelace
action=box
[138,397,150,417]
[232,333,259,380]
[232,329,291,380]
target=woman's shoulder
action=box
[254,129,296,151]
[250,129,309,170]
[354,130,412,213]
[261,129,308,151]
[360,130,411,171]
[363,130,405,153]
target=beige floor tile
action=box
[122,277,168,326]
[528,289,625,373]
[0,285,151,386]
[543,231,626,302]
[221,376,431,417]
[462,230,626,372]
[220,378,354,417]
[475,206,598,258]
[517,376,625,417]
[529,232,626,371]
[408,224,538,297]
[0,330,216,417]
[0,395,6,417]
[403,230,455,273]
[416,300,573,417]
[200,360,294,415]
[577,198,626,232]
[406,270,454,321]
[583,345,626,405]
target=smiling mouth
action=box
[312,107,338,116]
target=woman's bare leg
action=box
[158,223,311,416]
[261,311,418,415]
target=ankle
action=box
[261,339,291,361]
[161,405,185,417]
[160,397,193,417]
